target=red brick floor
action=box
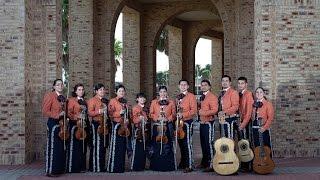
[1,129,319,180]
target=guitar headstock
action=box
[218,114,226,124]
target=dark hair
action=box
[52,79,63,91]
[72,83,85,98]
[179,79,189,85]
[93,83,105,94]
[238,76,248,83]
[221,75,231,82]
[255,87,267,100]
[136,92,146,99]
[136,92,146,103]
[158,85,168,92]
[201,79,211,86]
[116,84,126,92]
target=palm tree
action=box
[156,71,169,86]
[114,39,122,67]
[156,29,169,55]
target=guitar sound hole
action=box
[240,143,248,151]
[220,144,229,153]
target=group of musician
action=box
[42,75,274,177]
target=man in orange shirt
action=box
[237,77,254,171]
[218,75,239,139]
[177,79,197,173]
[198,80,218,172]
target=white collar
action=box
[203,91,209,95]
[223,87,230,92]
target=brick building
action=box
[0,0,319,165]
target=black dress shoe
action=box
[196,164,205,169]
[183,168,193,173]
[202,167,214,172]
[46,173,59,177]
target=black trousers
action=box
[199,121,215,168]
[46,118,67,175]
[89,120,108,172]
[67,121,88,173]
[107,121,127,173]
[178,119,194,169]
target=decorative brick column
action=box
[211,38,223,95]
[255,0,320,157]
[167,25,182,97]
[69,0,93,92]
[122,6,141,105]
[0,0,62,164]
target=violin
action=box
[97,98,109,136]
[156,100,168,144]
[136,106,149,140]
[57,95,70,141]
[136,106,149,150]
[118,98,130,137]
[175,93,186,140]
[75,99,87,141]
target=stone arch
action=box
[182,20,223,92]
[141,0,227,100]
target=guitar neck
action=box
[258,125,265,157]
[221,119,226,137]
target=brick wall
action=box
[168,25,182,97]
[255,0,320,157]
[0,0,26,165]
[235,0,255,90]
[123,6,141,105]
[25,0,62,163]
[69,0,93,92]
[211,37,223,95]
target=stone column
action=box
[211,38,223,95]
[122,7,141,105]
[69,0,93,92]
[167,26,182,97]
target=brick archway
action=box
[141,0,228,100]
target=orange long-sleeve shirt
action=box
[68,97,86,121]
[132,104,148,124]
[149,99,176,122]
[42,91,63,120]
[178,92,197,121]
[108,97,126,123]
[254,99,274,130]
[199,91,218,122]
[221,87,239,116]
[87,95,104,122]
[239,90,254,128]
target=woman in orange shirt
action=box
[131,92,149,171]
[87,83,109,172]
[42,79,67,177]
[107,85,130,173]
[149,86,176,171]
[252,87,274,151]
[67,83,88,173]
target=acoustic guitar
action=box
[237,118,254,162]
[212,114,240,175]
[252,118,275,174]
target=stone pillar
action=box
[235,0,255,90]
[69,0,93,92]
[25,0,62,163]
[122,7,141,105]
[255,0,320,157]
[0,0,26,165]
[167,26,182,97]
[0,0,62,165]
[211,38,223,95]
